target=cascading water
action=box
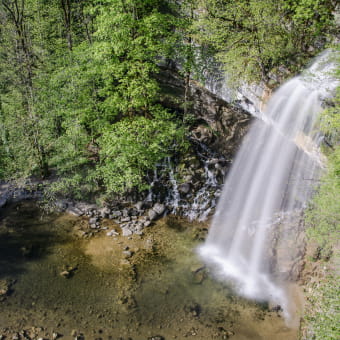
[165,157,180,213]
[198,51,339,318]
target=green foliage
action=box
[319,85,340,148]
[0,0,189,197]
[284,0,335,37]
[305,145,340,245]
[91,0,180,117]
[303,273,340,340]
[303,50,339,340]
[0,0,338,199]
[306,51,340,247]
[192,0,336,86]
[98,108,187,194]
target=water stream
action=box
[198,51,339,320]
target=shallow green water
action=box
[0,202,298,340]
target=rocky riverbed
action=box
[0,202,299,340]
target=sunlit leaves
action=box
[193,0,336,86]
[98,108,187,194]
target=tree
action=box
[192,0,337,87]
[98,108,187,194]
[0,0,50,178]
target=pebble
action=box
[60,270,71,278]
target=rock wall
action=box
[1,68,252,227]
[158,66,252,159]
[188,80,251,158]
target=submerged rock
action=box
[52,332,60,340]
[0,279,14,300]
[60,270,71,278]
[122,250,133,259]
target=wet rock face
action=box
[158,67,252,158]
[189,82,252,157]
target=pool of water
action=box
[0,202,298,340]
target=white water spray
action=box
[198,51,339,319]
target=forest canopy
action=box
[0,0,337,198]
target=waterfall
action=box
[165,157,180,213]
[198,51,339,317]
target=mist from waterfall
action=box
[198,51,339,318]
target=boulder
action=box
[75,202,97,213]
[130,208,139,216]
[121,227,133,237]
[178,183,191,194]
[106,230,119,237]
[135,201,144,210]
[109,210,122,219]
[55,200,68,212]
[66,206,84,217]
[148,209,158,221]
[89,217,98,225]
[143,221,151,228]
[152,203,165,215]
[99,207,111,218]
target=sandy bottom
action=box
[0,202,299,340]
